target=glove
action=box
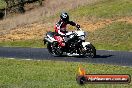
[76,24,80,28]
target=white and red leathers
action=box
[54,19,78,46]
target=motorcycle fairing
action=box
[75,30,85,36]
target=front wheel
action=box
[85,44,96,58]
[47,42,63,56]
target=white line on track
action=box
[98,49,132,52]
[22,59,32,61]
[8,58,15,59]
[20,58,41,61]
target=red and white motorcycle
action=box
[44,28,96,58]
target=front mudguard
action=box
[82,42,91,49]
[82,42,96,58]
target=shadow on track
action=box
[94,55,114,58]
[53,54,114,58]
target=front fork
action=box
[77,41,88,55]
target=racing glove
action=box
[76,24,80,28]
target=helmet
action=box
[60,12,69,22]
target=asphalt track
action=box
[0,47,132,66]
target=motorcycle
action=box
[43,28,96,58]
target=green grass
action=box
[88,22,132,51]
[0,58,131,88]
[0,39,45,48]
[69,0,132,19]
[0,0,6,9]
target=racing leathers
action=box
[54,19,80,46]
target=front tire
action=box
[86,44,96,58]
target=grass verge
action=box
[88,22,132,51]
[0,39,45,48]
[47,0,132,21]
[69,0,132,19]
[0,58,131,88]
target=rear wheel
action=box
[86,44,96,58]
[47,42,63,56]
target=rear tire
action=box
[86,44,96,58]
[47,43,53,54]
[47,42,63,56]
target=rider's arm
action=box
[68,21,80,28]
[68,21,76,26]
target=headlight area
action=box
[79,36,85,40]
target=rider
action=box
[54,12,80,46]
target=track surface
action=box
[0,47,132,66]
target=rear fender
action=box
[44,35,57,44]
[47,35,56,41]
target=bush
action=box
[0,11,4,19]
